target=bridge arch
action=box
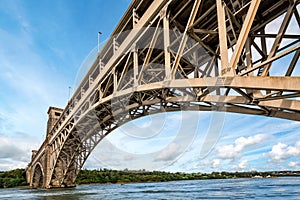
[48,76,300,187]
[31,163,44,188]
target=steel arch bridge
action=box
[27,0,300,188]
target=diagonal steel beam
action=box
[261,3,296,76]
[229,0,261,75]
[170,0,202,79]
[286,49,300,76]
[240,43,300,76]
[138,19,162,84]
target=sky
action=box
[0,0,299,173]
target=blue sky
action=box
[0,0,299,172]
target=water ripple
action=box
[1,177,300,200]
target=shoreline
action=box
[1,169,299,189]
[4,176,295,189]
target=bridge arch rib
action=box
[28,0,300,188]
[48,76,300,187]
[31,163,44,188]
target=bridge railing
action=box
[28,140,47,167]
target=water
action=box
[1,177,300,199]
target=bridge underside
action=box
[27,0,300,188]
[31,164,44,188]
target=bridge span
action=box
[27,0,300,188]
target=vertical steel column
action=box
[163,12,171,80]
[217,0,230,76]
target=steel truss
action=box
[27,0,300,188]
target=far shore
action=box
[1,169,300,189]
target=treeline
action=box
[0,169,28,188]
[1,168,299,188]
[76,169,204,184]
[76,169,278,185]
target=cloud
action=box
[0,116,40,171]
[217,134,268,159]
[238,160,249,169]
[217,144,241,159]
[288,162,300,168]
[0,137,25,160]
[155,143,181,161]
[0,132,40,170]
[188,159,220,171]
[0,159,30,171]
[229,160,250,171]
[212,159,221,169]
[267,141,300,162]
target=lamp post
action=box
[68,86,72,101]
[98,32,102,53]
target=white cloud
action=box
[238,160,249,169]
[268,141,300,162]
[155,143,181,161]
[217,144,241,159]
[0,138,24,160]
[229,160,250,171]
[212,159,221,169]
[217,134,267,159]
[0,160,30,171]
[0,132,40,170]
[288,162,300,168]
[190,159,222,171]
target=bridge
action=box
[26,0,300,188]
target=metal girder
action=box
[217,0,230,75]
[109,77,300,94]
[240,44,300,76]
[261,2,297,76]
[171,0,202,79]
[229,0,261,74]
[163,11,171,79]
